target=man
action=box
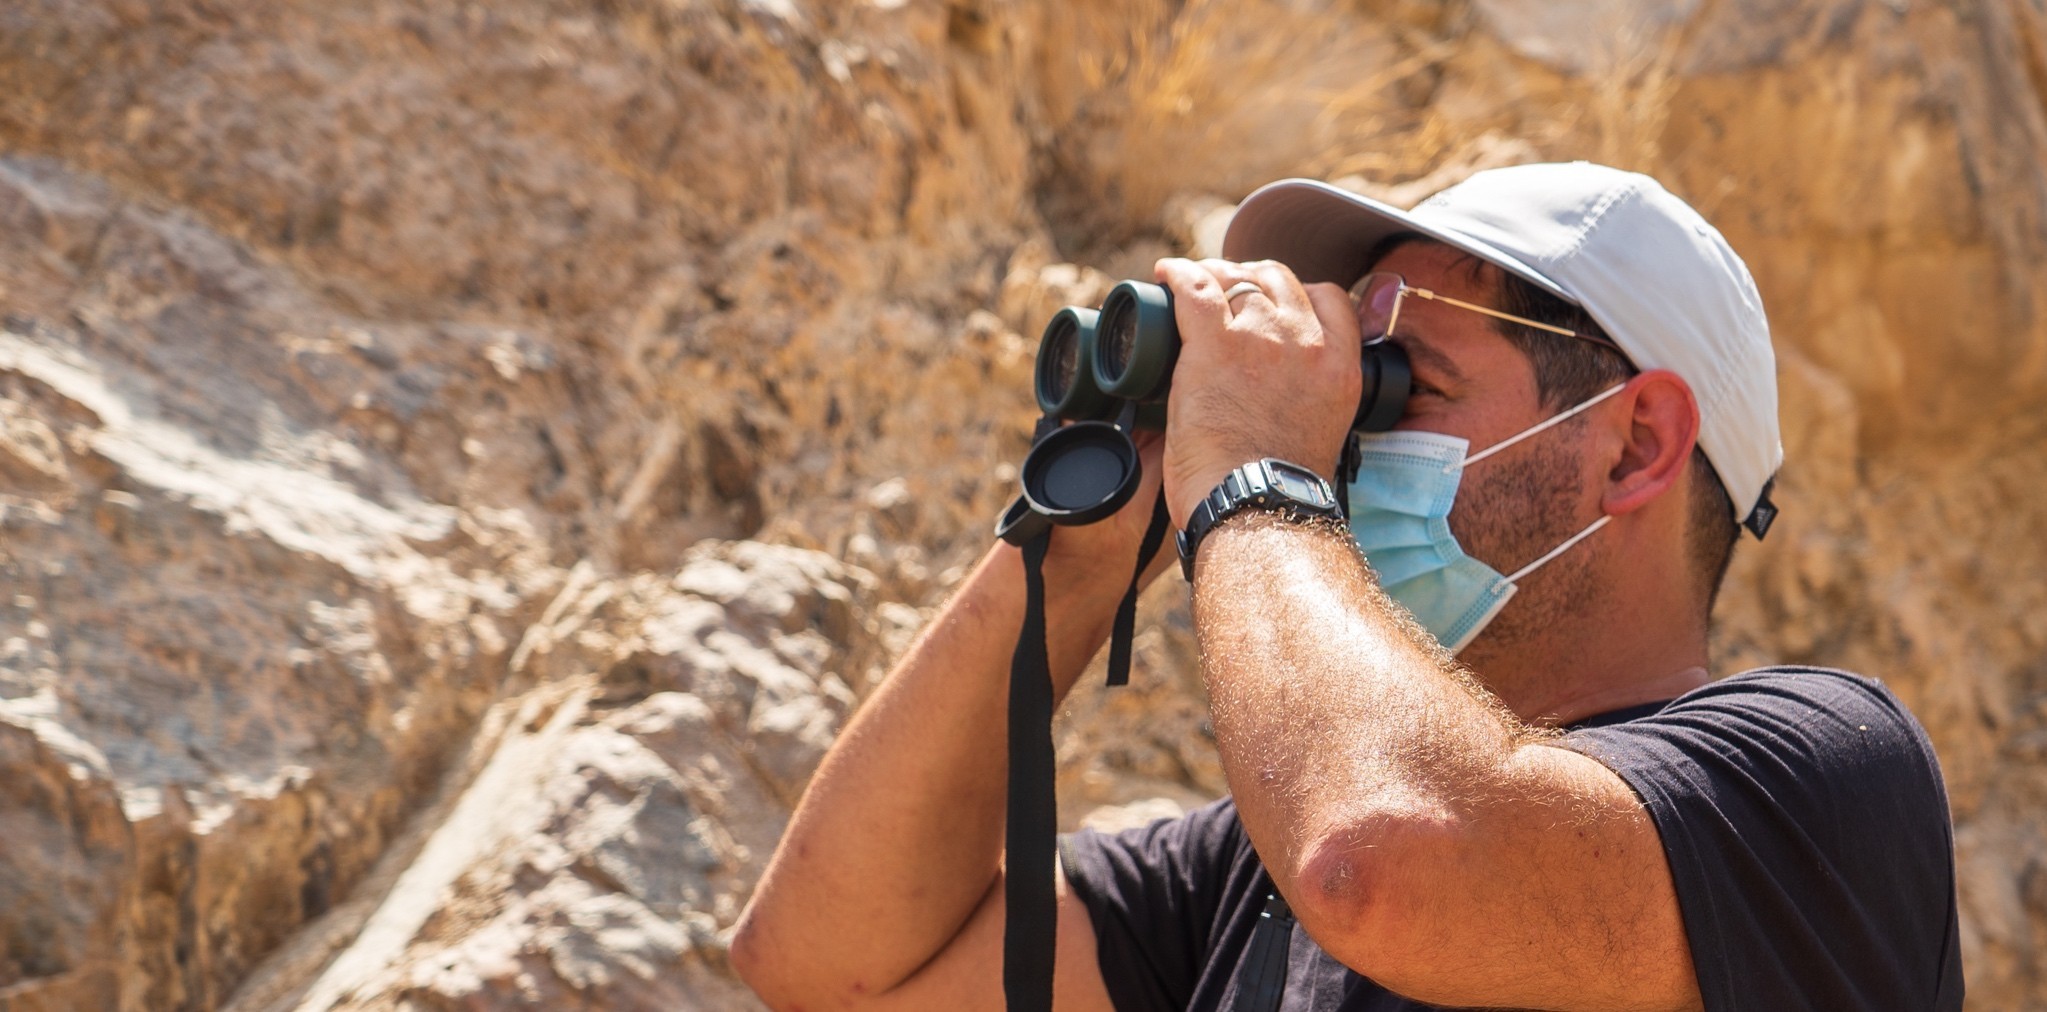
[730,162,1964,1010]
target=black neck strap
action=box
[1002,528,1057,1011]
[1003,492,1171,1011]
[1232,890,1295,1012]
[1335,431,1360,521]
[1107,494,1173,687]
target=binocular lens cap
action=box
[1020,422,1141,525]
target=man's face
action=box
[1361,242,1606,654]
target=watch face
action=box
[1269,464,1330,507]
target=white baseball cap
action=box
[1223,162,1780,537]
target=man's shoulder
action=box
[1568,667,1963,1010]
[1700,664,1913,710]
[1659,664,1938,761]
[1584,665,1929,744]
[1565,662,1951,824]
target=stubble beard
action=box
[1447,423,1606,673]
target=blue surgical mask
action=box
[1345,385,1625,653]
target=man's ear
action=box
[1602,370,1699,518]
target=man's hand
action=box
[1040,430,1176,604]
[1154,258,1363,528]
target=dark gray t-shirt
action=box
[1061,667,1963,1011]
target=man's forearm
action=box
[732,542,1125,1006]
[1190,516,1523,906]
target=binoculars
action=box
[1033,280,1414,433]
[1001,278,1415,541]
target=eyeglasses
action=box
[1348,271,1625,355]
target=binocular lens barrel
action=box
[1043,329,1076,403]
[1034,307,1114,421]
[1029,278,1409,435]
[1096,301,1139,387]
[1093,281,1178,402]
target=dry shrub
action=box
[1024,2,1692,258]
[1581,20,1683,172]
[1032,0,1442,252]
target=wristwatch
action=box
[1175,458,1342,580]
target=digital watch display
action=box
[1175,458,1342,579]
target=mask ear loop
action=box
[1456,382,1628,471]
[1455,382,1628,586]
[1504,513,1612,583]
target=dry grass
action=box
[1581,19,1683,172]
[1036,0,1444,249]
[1030,0,1694,253]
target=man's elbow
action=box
[728,908,811,1009]
[1291,831,1389,942]
[726,910,774,997]
[729,906,895,1011]
[1287,810,1451,964]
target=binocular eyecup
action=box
[1033,302,1169,430]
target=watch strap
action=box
[1176,459,1340,580]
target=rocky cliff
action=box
[0,0,2041,1008]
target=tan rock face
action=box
[0,0,2041,1008]
[277,544,871,1012]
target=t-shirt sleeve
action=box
[1564,667,1964,1012]
[1060,797,1262,1012]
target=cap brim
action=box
[1221,178,1572,301]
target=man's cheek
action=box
[1442,491,1503,566]
[1445,465,1536,571]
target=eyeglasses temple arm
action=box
[1409,286,1579,338]
[1382,288,1405,340]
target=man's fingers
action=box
[1190,258,1315,318]
[1239,259,1313,314]
[1185,258,1268,316]
[1161,257,1329,347]
[1191,257,1256,283]
[1157,257,1239,351]
[1302,281,1363,349]
[1157,257,1228,311]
